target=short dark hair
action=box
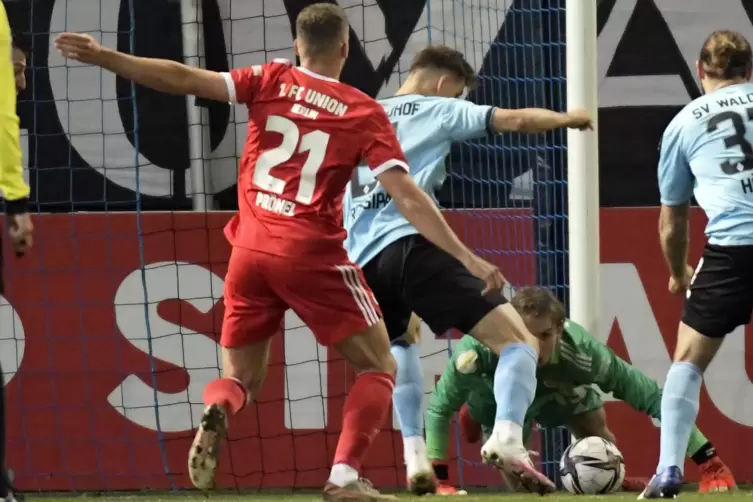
[700,30,752,80]
[295,3,349,57]
[510,286,566,329]
[410,45,477,90]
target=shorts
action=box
[361,234,507,342]
[682,243,753,338]
[221,246,382,348]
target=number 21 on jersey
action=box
[254,115,330,204]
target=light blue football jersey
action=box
[343,95,494,266]
[659,82,753,246]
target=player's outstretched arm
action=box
[491,107,592,133]
[566,320,668,417]
[54,33,229,102]
[377,167,504,293]
[580,331,663,417]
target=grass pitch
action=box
[21,490,753,502]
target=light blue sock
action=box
[494,343,538,425]
[391,344,424,438]
[657,362,703,475]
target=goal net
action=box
[2,0,568,493]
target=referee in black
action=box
[0,27,34,502]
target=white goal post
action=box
[566,0,600,337]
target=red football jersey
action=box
[221,60,408,258]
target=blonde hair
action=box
[295,3,349,57]
[700,30,752,80]
[510,286,566,329]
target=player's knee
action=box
[517,331,539,352]
[470,304,539,355]
[673,322,722,371]
[673,345,708,370]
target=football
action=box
[559,436,626,494]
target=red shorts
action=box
[221,246,382,347]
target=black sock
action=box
[433,463,449,481]
[691,441,717,465]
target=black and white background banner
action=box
[6,0,753,211]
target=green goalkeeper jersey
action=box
[425,320,710,460]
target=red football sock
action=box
[203,377,248,415]
[333,371,395,471]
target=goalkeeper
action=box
[426,287,735,495]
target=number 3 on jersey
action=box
[254,115,330,204]
[707,107,753,174]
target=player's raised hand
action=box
[566,107,594,130]
[668,264,695,295]
[464,254,505,294]
[54,33,104,64]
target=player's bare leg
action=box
[322,320,401,501]
[640,323,722,500]
[470,304,556,495]
[188,339,272,491]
